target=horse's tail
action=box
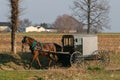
[53,43,62,52]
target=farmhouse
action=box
[26,26,45,32]
[19,26,57,32]
[0,22,11,32]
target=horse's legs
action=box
[29,53,38,69]
[48,57,52,68]
[54,54,58,67]
[48,54,58,69]
[36,57,42,69]
[29,56,35,69]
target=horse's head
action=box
[21,36,27,52]
[21,36,34,52]
[22,36,27,43]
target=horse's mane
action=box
[24,36,35,41]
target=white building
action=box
[0,22,11,32]
[25,26,46,32]
[36,26,46,32]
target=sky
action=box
[0,0,119,32]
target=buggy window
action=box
[63,38,74,46]
[75,39,78,42]
[75,38,82,45]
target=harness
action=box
[30,40,43,51]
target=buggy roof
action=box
[62,34,97,39]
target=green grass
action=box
[0,70,46,80]
[0,70,120,80]
[87,66,104,71]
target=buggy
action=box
[58,34,110,68]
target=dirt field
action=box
[0,33,63,52]
[1,33,120,53]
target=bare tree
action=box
[40,23,48,28]
[72,0,110,34]
[53,14,83,33]
[19,19,32,28]
[9,0,20,54]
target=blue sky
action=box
[0,0,119,32]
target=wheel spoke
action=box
[91,50,110,67]
[70,51,83,68]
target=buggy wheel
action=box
[92,50,110,68]
[70,51,84,68]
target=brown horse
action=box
[21,36,58,69]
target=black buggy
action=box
[57,34,110,68]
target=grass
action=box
[87,66,104,71]
[0,70,42,80]
[0,69,120,80]
[0,51,118,80]
[0,52,119,80]
[0,51,119,80]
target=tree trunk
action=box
[11,31,17,54]
[87,0,91,34]
[10,0,19,54]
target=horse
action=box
[21,36,58,69]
